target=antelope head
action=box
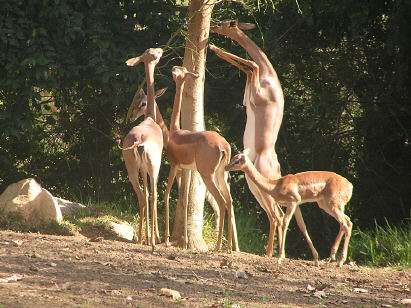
[225,148,250,172]
[128,87,167,122]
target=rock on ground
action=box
[55,197,86,217]
[0,178,62,223]
[109,221,135,241]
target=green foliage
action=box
[202,204,269,255]
[202,212,219,249]
[66,199,140,236]
[235,211,269,255]
[221,288,238,308]
[350,217,411,268]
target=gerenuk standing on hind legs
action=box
[118,48,166,251]
[210,20,322,265]
[210,20,287,260]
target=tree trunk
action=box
[171,0,216,251]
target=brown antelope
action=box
[163,66,238,253]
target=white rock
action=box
[307,284,315,291]
[353,287,368,293]
[109,221,135,241]
[312,290,326,298]
[0,274,23,283]
[55,197,86,216]
[0,178,62,223]
[234,270,248,279]
[160,288,181,300]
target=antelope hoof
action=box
[264,249,274,258]
[324,257,333,263]
[314,259,320,267]
[277,257,283,265]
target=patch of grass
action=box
[202,209,269,254]
[202,212,219,249]
[202,209,269,255]
[261,295,271,302]
[0,200,139,239]
[350,217,410,268]
[235,212,269,255]
[175,299,186,306]
[75,215,114,230]
[0,212,78,235]
[69,199,138,223]
[201,297,213,304]
[221,288,238,308]
[64,200,140,240]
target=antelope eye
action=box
[141,102,147,107]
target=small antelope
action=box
[225,149,353,267]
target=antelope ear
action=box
[155,87,167,98]
[237,22,256,30]
[136,88,146,98]
[126,56,142,66]
[243,148,250,156]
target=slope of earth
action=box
[0,230,410,307]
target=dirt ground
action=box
[0,230,410,308]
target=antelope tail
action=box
[218,145,231,169]
[117,140,143,151]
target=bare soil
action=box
[0,230,410,308]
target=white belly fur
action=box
[243,103,257,162]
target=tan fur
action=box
[210,21,286,258]
[163,66,238,253]
[226,150,353,267]
[121,48,164,250]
